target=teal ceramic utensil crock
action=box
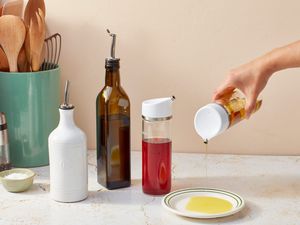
[0,67,60,167]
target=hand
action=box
[212,57,273,118]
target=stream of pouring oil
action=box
[186,140,234,215]
[204,139,208,177]
[185,140,209,213]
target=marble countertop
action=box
[1,150,300,225]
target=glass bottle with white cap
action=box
[194,90,262,142]
[142,96,175,195]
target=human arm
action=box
[212,40,300,117]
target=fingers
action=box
[212,70,239,101]
[212,83,235,102]
[245,91,259,119]
[212,78,259,119]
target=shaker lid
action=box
[194,103,229,141]
[0,112,6,125]
[142,96,175,121]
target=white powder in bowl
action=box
[4,173,29,180]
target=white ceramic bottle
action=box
[48,80,88,202]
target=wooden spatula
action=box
[24,0,45,27]
[0,15,26,72]
[25,8,45,71]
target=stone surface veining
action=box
[1,151,300,225]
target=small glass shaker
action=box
[142,96,175,195]
[194,90,262,142]
[0,112,11,171]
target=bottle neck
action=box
[105,68,120,87]
[59,108,76,128]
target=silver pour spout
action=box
[64,80,70,106]
[107,29,116,58]
[60,80,74,110]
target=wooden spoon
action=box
[24,0,45,27]
[0,0,5,16]
[0,15,26,72]
[0,47,9,72]
[17,45,29,72]
[25,8,45,71]
[2,0,23,17]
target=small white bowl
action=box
[0,168,35,192]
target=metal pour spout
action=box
[107,29,116,58]
[64,80,70,106]
[60,80,74,110]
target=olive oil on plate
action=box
[162,187,245,219]
[186,196,233,214]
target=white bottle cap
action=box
[194,103,230,141]
[142,96,175,120]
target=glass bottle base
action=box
[143,187,171,195]
[99,180,131,190]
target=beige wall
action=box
[45,0,300,155]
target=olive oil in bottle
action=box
[221,91,262,127]
[96,30,130,189]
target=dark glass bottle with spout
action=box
[96,30,131,189]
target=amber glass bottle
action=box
[96,30,131,189]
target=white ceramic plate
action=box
[162,187,245,219]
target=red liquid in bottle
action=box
[142,138,171,195]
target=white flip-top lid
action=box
[194,103,230,141]
[142,96,175,120]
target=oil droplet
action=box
[186,196,233,214]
